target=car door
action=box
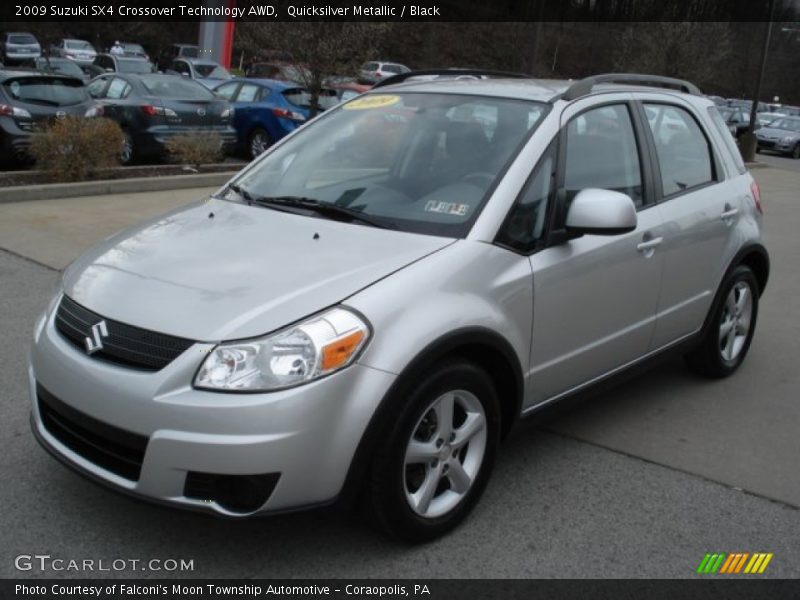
[638,98,740,349]
[525,97,666,407]
[236,82,270,134]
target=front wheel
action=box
[684,265,759,378]
[792,144,800,160]
[366,360,500,542]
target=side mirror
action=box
[565,188,637,235]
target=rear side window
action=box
[645,104,714,196]
[282,88,338,110]
[707,106,746,175]
[4,77,87,106]
[9,34,37,45]
[564,104,644,207]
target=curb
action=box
[0,171,239,204]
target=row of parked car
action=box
[707,95,800,158]
[0,32,406,166]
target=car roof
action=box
[225,77,298,90]
[0,69,79,82]
[374,77,708,104]
[183,59,222,66]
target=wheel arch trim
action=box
[338,327,524,506]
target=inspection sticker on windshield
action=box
[343,95,400,110]
[424,201,469,216]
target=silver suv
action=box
[29,72,769,541]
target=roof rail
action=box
[372,68,532,89]
[562,73,702,101]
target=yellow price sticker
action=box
[343,95,400,110]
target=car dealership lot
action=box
[1,166,798,578]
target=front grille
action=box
[759,140,776,148]
[37,384,148,481]
[55,295,194,371]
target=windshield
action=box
[767,118,800,132]
[228,92,548,237]
[178,46,199,58]
[66,40,93,51]
[4,77,87,106]
[123,44,145,54]
[194,64,231,79]
[35,58,84,78]
[140,75,214,100]
[118,59,152,74]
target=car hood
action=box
[757,126,799,139]
[63,197,453,341]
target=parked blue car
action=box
[213,78,337,159]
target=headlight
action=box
[194,307,370,392]
[781,136,795,144]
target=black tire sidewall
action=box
[369,360,501,542]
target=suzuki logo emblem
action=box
[84,321,109,354]
[197,108,206,116]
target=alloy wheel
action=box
[719,280,753,363]
[403,390,487,518]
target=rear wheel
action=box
[366,360,500,542]
[248,128,272,160]
[119,130,135,165]
[684,265,759,378]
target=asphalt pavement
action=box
[0,168,798,579]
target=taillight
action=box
[65,52,75,58]
[750,181,763,215]
[140,105,177,117]
[84,105,103,118]
[272,107,305,122]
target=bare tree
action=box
[612,22,735,91]
[236,22,393,117]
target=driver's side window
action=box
[563,104,643,208]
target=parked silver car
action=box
[0,32,41,64]
[29,72,769,541]
[755,115,800,158]
[50,39,97,66]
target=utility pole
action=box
[741,0,776,161]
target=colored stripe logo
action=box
[697,552,773,574]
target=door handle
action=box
[637,237,663,252]
[721,207,739,220]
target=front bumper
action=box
[756,138,796,152]
[29,298,396,516]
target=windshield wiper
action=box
[248,195,394,229]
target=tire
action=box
[119,129,135,166]
[792,144,800,160]
[684,265,759,378]
[366,360,500,542]
[248,127,272,160]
